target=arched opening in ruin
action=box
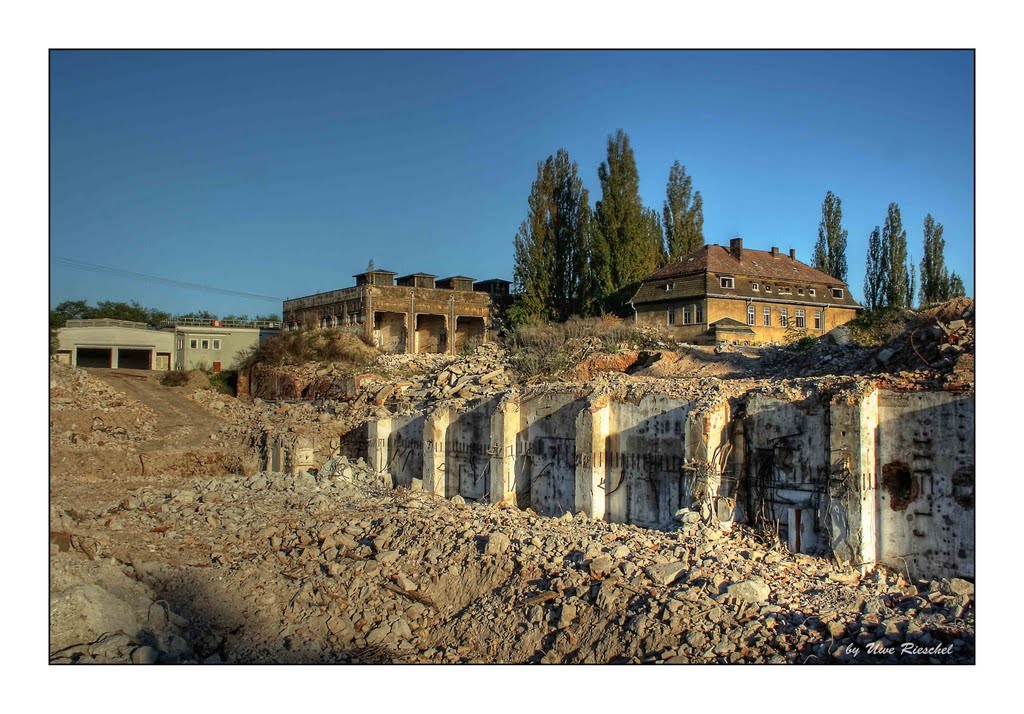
[415,314,448,354]
[455,315,485,354]
[373,311,407,353]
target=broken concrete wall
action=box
[363,383,974,581]
[744,393,830,554]
[604,395,691,527]
[875,390,974,579]
[828,389,879,569]
[440,398,499,501]
[517,392,586,517]
[369,414,425,488]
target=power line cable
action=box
[50,255,283,303]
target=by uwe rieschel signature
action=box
[846,641,955,658]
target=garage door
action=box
[76,348,112,368]
[117,348,152,370]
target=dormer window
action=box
[664,282,675,291]
[751,282,759,291]
[831,287,844,299]
[808,288,816,296]
[720,276,735,289]
[797,288,804,296]
[765,284,772,293]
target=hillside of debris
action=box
[50,459,974,664]
[773,298,975,390]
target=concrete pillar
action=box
[423,408,450,497]
[112,348,119,369]
[288,436,317,474]
[575,397,610,520]
[448,296,456,355]
[683,401,731,517]
[368,417,393,479]
[828,388,879,570]
[489,397,521,505]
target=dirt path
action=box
[88,369,229,451]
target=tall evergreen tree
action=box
[919,214,951,305]
[662,161,704,260]
[595,129,656,295]
[881,202,912,308]
[512,149,593,322]
[643,207,667,268]
[948,272,966,298]
[812,190,849,282]
[864,227,884,311]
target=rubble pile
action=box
[49,463,974,663]
[49,548,194,664]
[775,299,975,390]
[49,362,156,449]
[390,343,516,403]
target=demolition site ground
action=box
[48,300,976,664]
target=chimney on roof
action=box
[789,248,796,260]
[771,246,780,257]
[729,237,743,261]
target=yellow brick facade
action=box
[637,297,858,345]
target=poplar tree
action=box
[595,129,656,292]
[812,191,849,282]
[948,272,966,298]
[919,214,950,305]
[512,149,594,322]
[663,161,704,259]
[881,202,912,308]
[863,226,884,311]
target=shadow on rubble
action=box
[758,599,976,665]
[133,564,408,664]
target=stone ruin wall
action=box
[260,386,974,581]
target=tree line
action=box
[512,129,704,324]
[50,299,280,329]
[511,128,967,324]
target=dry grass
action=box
[504,316,667,379]
[240,329,379,369]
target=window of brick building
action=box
[695,305,703,323]
[763,307,771,326]
[668,309,676,326]
[815,310,822,330]
[720,276,734,289]
[796,309,805,328]
[780,308,788,328]
[747,304,755,325]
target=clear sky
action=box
[50,50,974,316]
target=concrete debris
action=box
[49,464,975,663]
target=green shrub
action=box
[208,370,236,395]
[161,371,191,387]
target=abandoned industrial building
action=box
[55,317,280,371]
[282,269,511,355]
[632,239,862,344]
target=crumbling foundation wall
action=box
[603,395,691,527]
[363,384,974,580]
[744,394,830,554]
[518,393,585,517]
[875,390,975,579]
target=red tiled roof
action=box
[646,244,849,286]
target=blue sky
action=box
[50,50,973,316]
